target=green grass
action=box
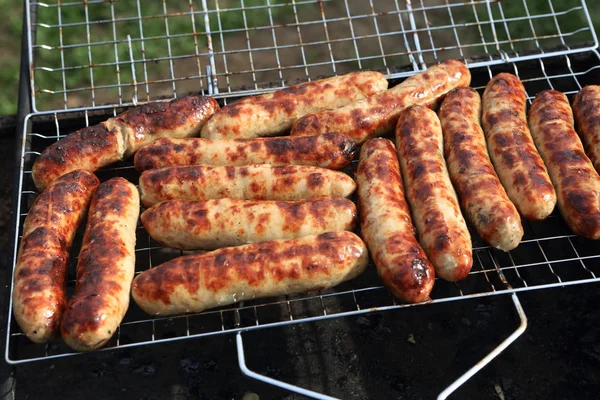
[0,0,599,115]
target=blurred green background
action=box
[0,0,598,115]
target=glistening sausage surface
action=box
[200,71,388,139]
[133,132,357,172]
[529,90,600,239]
[396,105,472,281]
[131,231,369,316]
[12,170,99,343]
[291,60,471,144]
[573,85,600,174]
[60,178,139,351]
[356,138,435,302]
[141,198,357,250]
[481,73,556,221]
[138,164,356,208]
[32,96,219,190]
[438,88,523,251]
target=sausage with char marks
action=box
[529,90,600,239]
[139,164,356,208]
[131,231,369,316]
[481,73,556,221]
[356,138,435,302]
[438,88,523,251]
[133,132,357,172]
[61,178,139,351]
[141,198,357,250]
[12,170,99,343]
[201,71,388,139]
[396,105,472,281]
[291,60,471,144]
[32,96,219,190]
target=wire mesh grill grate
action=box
[27,0,597,112]
[6,50,600,364]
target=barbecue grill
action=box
[5,1,600,399]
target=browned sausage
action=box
[290,60,471,144]
[12,170,99,343]
[200,71,388,139]
[32,96,219,190]
[481,73,556,220]
[131,231,369,316]
[438,88,524,251]
[60,178,139,351]
[133,132,357,172]
[356,138,435,302]
[395,105,472,281]
[529,90,600,239]
[573,85,600,174]
[138,164,356,208]
[141,198,357,250]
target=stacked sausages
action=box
[14,59,600,352]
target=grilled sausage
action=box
[481,73,556,221]
[356,138,435,302]
[529,90,600,239]
[396,106,472,281]
[32,96,219,190]
[12,170,99,343]
[133,132,357,172]
[61,178,139,351]
[573,85,600,174]
[201,72,388,139]
[438,88,524,251]
[141,198,357,250]
[290,60,471,144]
[139,164,356,208]
[131,231,368,316]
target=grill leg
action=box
[437,293,528,400]
[236,331,338,400]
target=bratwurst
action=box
[290,60,471,143]
[201,71,388,139]
[138,164,356,208]
[396,105,473,281]
[438,88,523,251]
[12,170,99,343]
[131,231,369,316]
[529,90,600,239]
[32,96,219,190]
[481,73,556,220]
[61,178,139,351]
[141,198,357,250]
[133,132,357,172]
[356,138,435,302]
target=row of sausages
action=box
[13,59,600,352]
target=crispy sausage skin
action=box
[573,85,600,174]
[139,164,356,208]
[32,96,219,190]
[439,88,524,251]
[481,73,556,221]
[356,138,435,302]
[201,72,388,139]
[290,60,471,144]
[396,106,473,281]
[61,178,139,351]
[529,90,600,239]
[142,198,357,250]
[133,132,357,172]
[12,170,99,343]
[132,231,368,316]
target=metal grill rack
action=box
[7,0,600,398]
[28,0,597,112]
[8,49,600,365]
